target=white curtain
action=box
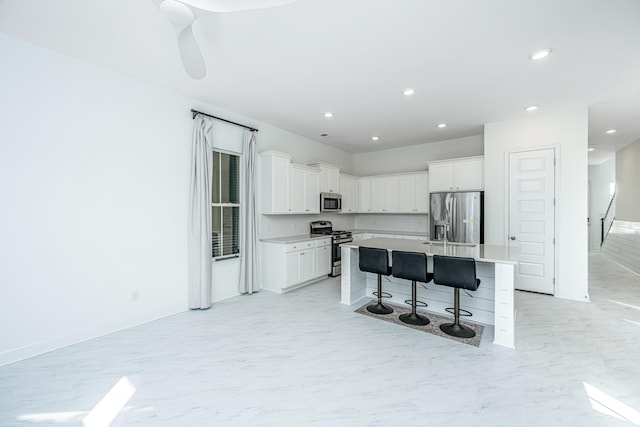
[188,115,214,309]
[239,130,259,294]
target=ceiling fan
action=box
[155,0,298,79]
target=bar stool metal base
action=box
[367,303,394,315]
[399,312,430,326]
[367,274,393,315]
[439,322,475,338]
[399,279,430,325]
[439,288,476,338]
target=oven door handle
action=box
[334,238,353,244]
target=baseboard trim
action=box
[0,308,187,367]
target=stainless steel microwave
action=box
[320,192,342,212]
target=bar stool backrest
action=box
[359,247,392,276]
[433,255,480,291]
[391,251,431,283]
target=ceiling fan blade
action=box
[176,27,206,79]
[180,0,298,13]
[159,0,206,79]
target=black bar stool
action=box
[391,251,433,325]
[433,255,481,338]
[359,247,393,315]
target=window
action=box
[212,150,240,258]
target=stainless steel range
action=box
[310,220,353,277]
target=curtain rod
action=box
[191,109,258,133]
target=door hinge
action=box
[553,158,556,166]
[553,198,556,206]
[553,277,555,285]
[553,238,555,244]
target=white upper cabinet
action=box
[370,175,399,213]
[358,178,372,213]
[289,165,320,214]
[308,163,340,193]
[398,173,429,213]
[428,157,483,192]
[339,173,359,213]
[259,151,291,214]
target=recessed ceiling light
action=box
[588,147,595,152]
[319,133,329,137]
[524,105,539,112]
[437,123,447,128]
[529,48,553,60]
[324,112,333,118]
[403,88,415,96]
[605,129,617,134]
[371,136,380,141]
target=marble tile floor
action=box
[1,253,639,426]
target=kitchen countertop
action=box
[342,237,518,264]
[260,234,333,244]
[351,229,428,238]
[261,229,429,244]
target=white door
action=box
[508,148,555,294]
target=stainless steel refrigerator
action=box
[430,191,484,243]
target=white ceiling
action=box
[1,0,639,164]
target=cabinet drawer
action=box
[315,238,331,248]
[286,240,316,252]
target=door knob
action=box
[510,236,516,240]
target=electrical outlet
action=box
[131,290,140,302]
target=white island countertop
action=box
[342,238,518,265]
[341,237,518,348]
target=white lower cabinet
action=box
[316,241,332,276]
[287,248,315,286]
[261,238,332,293]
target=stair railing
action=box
[601,193,616,246]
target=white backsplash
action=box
[354,214,429,235]
[260,213,356,239]
[259,213,429,239]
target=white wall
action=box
[615,138,640,222]
[354,135,483,176]
[0,34,192,365]
[588,157,616,251]
[0,34,354,365]
[484,108,589,302]
[258,134,355,173]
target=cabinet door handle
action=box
[510,236,516,241]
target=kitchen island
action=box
[341,238,518,348]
